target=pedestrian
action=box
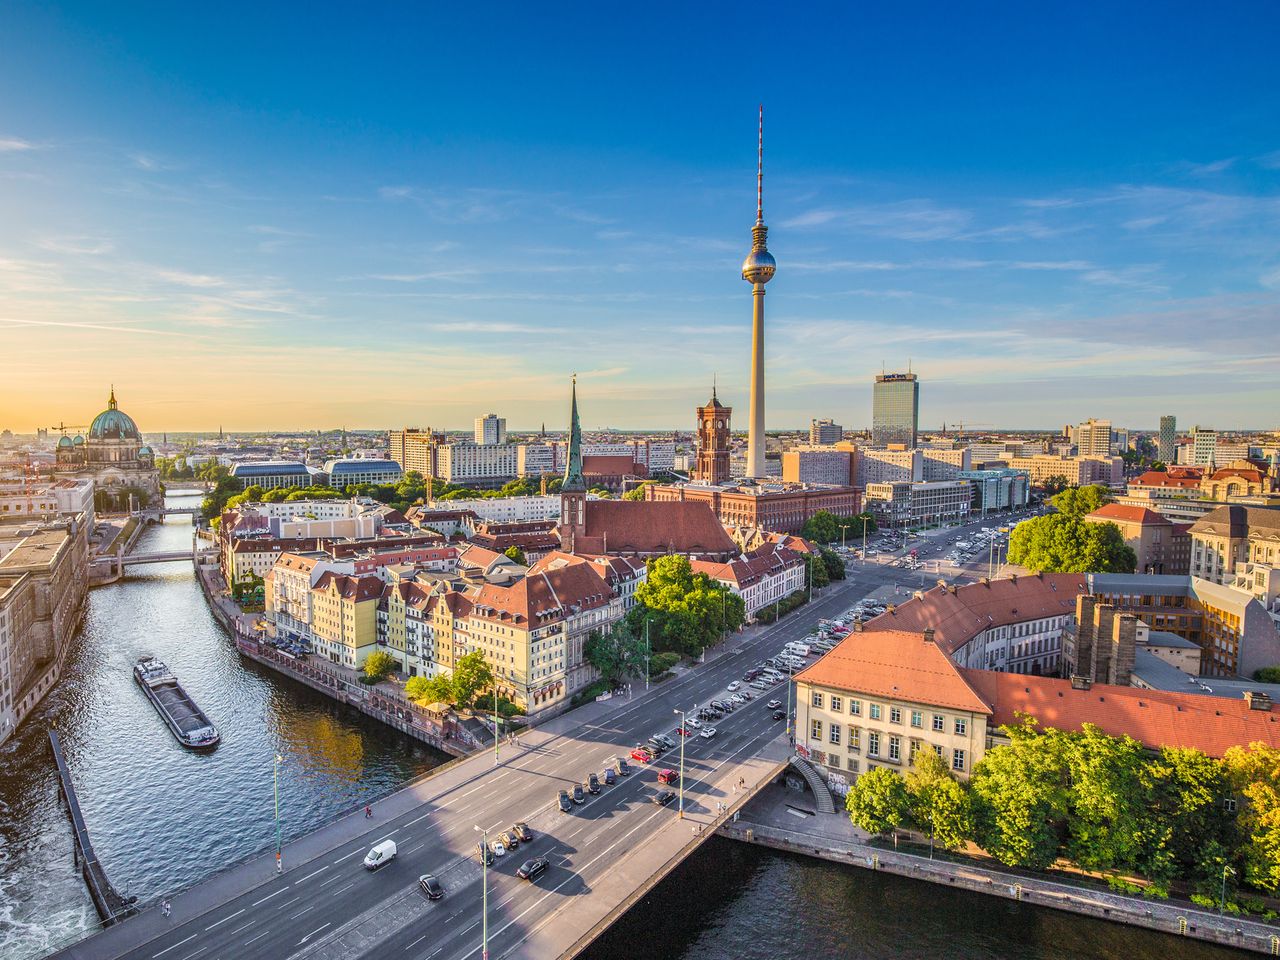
[161,899,171,918]
[364,804,372,818]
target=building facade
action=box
[863,480,972,530]
[957,468,1030,515]
[647,481,859,534]
[474,414,507,445]
[1085,503,1191,575]
[781,447,856,486]
[229,461,310,490]
[1158,415,1177,462]
[693,390,732,484]
[324,458,403,488]
[872,373,919,447]
[809,419,842,445]
[53,389,161,512]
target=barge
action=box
[133,656,220,749]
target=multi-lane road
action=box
[57,564,944,960]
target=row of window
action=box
[811,719,968,771]
[811,692,967,735]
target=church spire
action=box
[562,375,585,491]
[108,384,117,410]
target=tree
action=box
[1222,743,1280,893]
[1255,667,1280,684]
[584,620,648,687]
[503,545,528,566]
[818,547,845,582]
[846,767,910,836]
[362,650,397,681]
[451,650,495,709]
[801,510,840,544]
[807,552,830,590]
[1137,747,1236,894]
[1006,514,1136,573]
[622,482,654,502]
[1050,484,1111,518]
[632,555,746,656]
[1062,725,1147,873]
[1040,474,1070,496]
[968,719,1071,869]
[405,674,455,705]
[906,751,971,851]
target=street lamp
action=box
[1221,864,1234,915]
[673,708,687,818]
[474,825,490,960]
[273,754,284,873]
[493,708,502,767]
[785,660,796,743]
[644,619,651,691]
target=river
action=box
[0,495,1248,960]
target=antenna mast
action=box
[756,104,764,223]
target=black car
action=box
[516,856,549,881]
[418,874,444,900]
[603,767,617,785]
[615,757,631,776]
[772,709,786,721]
[513,821,533,843]
[558,789,573,812]
[652,789,676,806]
[572,784,586,804]
[477,842,495,866]
[587,773,601,794]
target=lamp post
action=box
[474,825,489,960]
[493,709,502,767]
[644,619,651,691]
[1221,864,1234,915]
[785,660,795,743]
[673,707,687,818]
[273,754,283,872]
[862,515,870,563]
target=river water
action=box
[0,495,1249,960]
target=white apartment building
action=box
[437,442,519,486]
[921,447,972,481]
[1075,419,1113,459]
[518,440,676,478]
[474,415,507,445]
[857,448,922,485]
[864,480,972,529]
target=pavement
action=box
[50,565,943,960]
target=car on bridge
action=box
[418,874,444,900]
[652,789,676,806]
[517,856,549,881]
[630,746,654,764]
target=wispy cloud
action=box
[780,199,972,240]
[35,236,115,256]
[0,137,37,153]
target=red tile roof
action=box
[582,454,644,477]
[961,671,1280,757]
[313,571,384,602]
[796,629,992,715]
[1086,503,1171,526]
[862,573,1088,656]
[1132,471,1200,490]
[570,500,738,559]
[472,559,614,627]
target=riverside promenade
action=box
[721,780,1280,956]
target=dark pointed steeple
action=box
[562,375,585,492]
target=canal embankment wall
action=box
[720,810,1280,956]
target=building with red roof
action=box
[1085,502,1191,575]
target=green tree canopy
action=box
[503,545,528,565]
[623,482,655,502]
[846,767,910,836]
[1006,514,1136,574]
[1050,484,1111,518]
[451,650,495,709]
[405,673,455,705]
[905,751,971,850]
[801,510,840,544]
[631,555,745,656]
[819,547,845,582]
[362,650,398,681]
[584,620,648,687]
[1223,743,1280,893]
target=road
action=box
[65,564,952,960]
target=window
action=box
[910,710,923,728]
[829,725,841,745]
[870,703,882,721]
[889,706,902,724]
[888,736,901,762]
[811,719,823,741]
[848,726,860,750]
[811,691,824,708]
[952,749,966,772]
[1223,797,1238,813]
[850,699,862,716]
[933,744,943,758]
[828,754,841,770]
[830,695,843,713]
[932,714,945,732]
[909,739,921,762]
[954,718,967,736]
[867,732,880,757]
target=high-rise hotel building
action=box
[871,373,919,447]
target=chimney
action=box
[1245,691,1273,712]
[923,627,936,644]
[853,620,864,632]
[885,604,896,614]
[979,577,990,587]
[936,578,948,591]
[1069,675,1093,691]
[1010,573,1018,583]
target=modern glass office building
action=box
[872,373,919,447]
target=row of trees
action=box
[1006,484,1137,574]
[846,718,1280,904]
[800,509,877,546]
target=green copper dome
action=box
[72,435,85,446]
[57,435,74,448]
[88,387,141,441]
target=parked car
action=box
[630,747,654,764]
[766,699,782,709]
[558,790,573,813]
[727,681,741,692]
[658,768,679,785]
[586,773,601,794]
[418,874,444,900]
[478,841,495,865]
[516,856,549,881]
[655,734,677,750]
[513,821,533,843]
[699,727,717,739]
[491,839,507,857]
[675,726,693,737]
[685,717,702,729]
[572,784,586,804]
[739,690,755,700]
[646,738,667,755]
[603,767,617,785]
[499,830,518,851]
[652,789,676,806]
[749,679,770,690]
[615,757,632,776]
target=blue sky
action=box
[1,2,1278,433]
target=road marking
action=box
[405,933,429,950]
[298,922,331,945]
[333,848,364,864]
[319,873,342,887]
[374,831,399,843]
[404,811,432,827]
[331,881,356,896]
[293,865,329,884]
[403,843,424,855]
[251,887,286,906]
[152,934,197,958]
[274,896,301,911]
[290,905,315,919]
[227,921,256,937]
[204,908,245,930]
[177,949,206,960]
[244,930,271,945]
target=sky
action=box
[1,2,1278,435]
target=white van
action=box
[364,839,398,871]
[785,643,811,657]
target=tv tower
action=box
[742,105,776,480]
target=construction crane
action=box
[47,422,89,436]
[951,421,993,437]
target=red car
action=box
[630,747,654,764]
[674,727,693,737]
[657,768,679,785]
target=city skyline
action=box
[2,4,1279,432]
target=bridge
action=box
[119,550,199,566]
[48,570,883,960]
